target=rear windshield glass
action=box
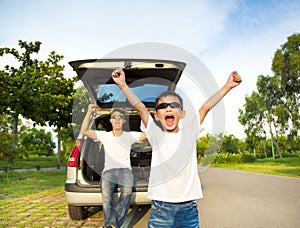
[95,84,168,104]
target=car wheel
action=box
[68,205,85,220]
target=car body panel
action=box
[65,191,150,206]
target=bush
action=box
[240,152,256,163]
[280,151,300,158]
[211,152,256,164]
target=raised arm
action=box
[199,71,242,125]
[80,104,98,140]
[112,68,149,127]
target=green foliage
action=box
[197,133,222,158]
[197,133,242,159]
[71,86,91,139]
[209,152,256,164]
[0,40,77,163]
[0,115,13,157]
[197,134,256,165]
[0,114,28,159]
[238,33,300,153]
[0,155,62,168]
[61,125,76,161]
[17,128,55,158]
[221,134,241,154]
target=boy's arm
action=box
[80,104,98,140]
[112,68,149,127]
[199,71,242,125]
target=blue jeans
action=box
[148,200,200,228]
[101,168,133,227]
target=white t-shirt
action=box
[95,131,141,172]
[141,113,203,202]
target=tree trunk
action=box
[10,113,19,163]
[268,120,275,159]
[263,138,267,158]
[263,131,268,158]
[273,124,282,158]
[57,126,62,164]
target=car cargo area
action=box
[81,121,152,191]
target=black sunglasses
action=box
[156,102,182,110]
[111,115,124,119]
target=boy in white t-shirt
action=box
[80,106,146,228]
[112,68,242,227]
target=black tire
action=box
[68,205,85,220]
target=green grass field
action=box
[0,169,66,199]
[212,157,300,178]
[0,155,65,168]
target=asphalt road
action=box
[198,168,300,228]
[121,167,300,227]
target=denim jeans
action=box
[148,200,200,228]
[101,168,133,227]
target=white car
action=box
[65,59,185,220]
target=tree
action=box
[272,33,300,141]
[239,33,300,157]
[0,40,42,162]
[71,85,90,140]
[221,134,240,154]
[238,91,265,155]
[0,40,77,163]
[0,115,13,158]
[17,128,55,158]
[38,52,77,164]
[197,133,223,158]
[61,124,76,161]
[256,75,282,158]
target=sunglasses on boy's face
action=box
[155,102,182,111]
[111,115,124,119]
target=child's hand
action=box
[112,67,126,86]
[227,71,242,88]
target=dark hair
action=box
[155,91,183,107]
[110,108,126,117]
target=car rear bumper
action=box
[65,183,151,206]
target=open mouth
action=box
[165,115,175,126]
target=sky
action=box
[1,0,300,138]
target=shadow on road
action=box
[122,205,151,228]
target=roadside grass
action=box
[212,157,300,178]
[0,155,65,168]
[0,169,66,199]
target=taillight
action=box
[68,139,82,167]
